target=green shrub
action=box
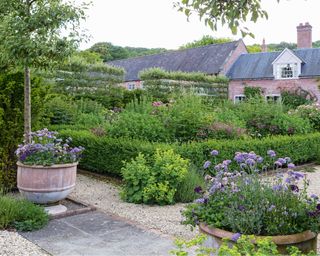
[0,71,48,189]
[121,149,189,205]
[170,234,316,256]
[0,195,48,231]
[166,95,214,142]
[174,167,205,203]
[281,90,313,109]
[197,122,247,140]
[292,103,320,131]
[244,86,262,99]
[108,111,169,142]
[59,129,320,177]
[44,95,77,125]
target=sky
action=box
[79,0,320,50]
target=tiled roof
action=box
[108,41,240,81]
[227,48,320,80]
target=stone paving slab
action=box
[20,211,174,256]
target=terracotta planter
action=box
[199,223,317,254]
[17,162,78,204]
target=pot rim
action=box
[17,161,78,169]
[199,223,317,245]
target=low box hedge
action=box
[59,130,320,176]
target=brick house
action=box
[108,23,320,102]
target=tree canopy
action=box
[88,42,167,62]
[179,35,232,49]
[175,0,280,37]
[0,0,88,140]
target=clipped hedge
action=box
[59,130,320,176]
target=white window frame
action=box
[265,94,281,102]
[127,83,136,90]
[276,63,298,80]
[234,94,246,103]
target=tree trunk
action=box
[24,66,31,143]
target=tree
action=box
[0,0,88,142]
[88,42,167,62]
[175,0,280,37]
[179,35,232,49]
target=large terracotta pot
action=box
[199,223,317,254]
[17,162,78,204]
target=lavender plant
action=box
[16,128,84,166]
[183,150,320,236]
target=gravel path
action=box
[2,166,320,255]
[70,173,197,239]
[0,231,49,256]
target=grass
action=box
[175,167,205,203]
[0,194,48,231]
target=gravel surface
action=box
[0,231,49,256]
[70,173,197,239]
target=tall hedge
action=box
[60,130,320,176]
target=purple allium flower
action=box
[274,161,282,167]
[203,161,211,169]
[231,233,241,242]
[238,205,245,211]
[194,186,203,194]
[257,156,264,163]
[311,194,318,200]
[289,184,299,192]
[277,158,286,165]
[245,158,255,166]
[267,150,276,158]
[272,185,282,191]
[223,159,232,165]
[210,150,219,156]
[288,163,295,169]
[268,205,276,212]
[195,198,207,204]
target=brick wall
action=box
[229,78,320,101]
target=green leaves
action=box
[0,0,89,69]
[175,0,273,37]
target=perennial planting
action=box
[183,150,320,236]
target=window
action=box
[234,95,246,103]
[127,84,135,90]
[281,64,293,78]
[265,94,281,102]
[276,63,298,79]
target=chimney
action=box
[261,38,267,52]
[297,22,312,48]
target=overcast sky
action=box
[79,0,320,50]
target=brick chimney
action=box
[261,38,267,52]
[297,22,312,48]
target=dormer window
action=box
[272,48,303,80]
[281,64,293,78]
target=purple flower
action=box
[287,163,295,169]
[311,194,318,200]
[257,156,264,163]
[210,150,219,156]
[274,161,282,167]
[272,185,283,191]
[231,233,241,242]
[194,186,203,194]
[245,158,255,166]
[267,150,276,158]
[268,205,276,212]
[203,161,211,169]
[285,157,292,163]
[223,160,232,165]
[277,158,286,165]
[238,205,245,211]
[289,184,299,192]
[195,198,208,204]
